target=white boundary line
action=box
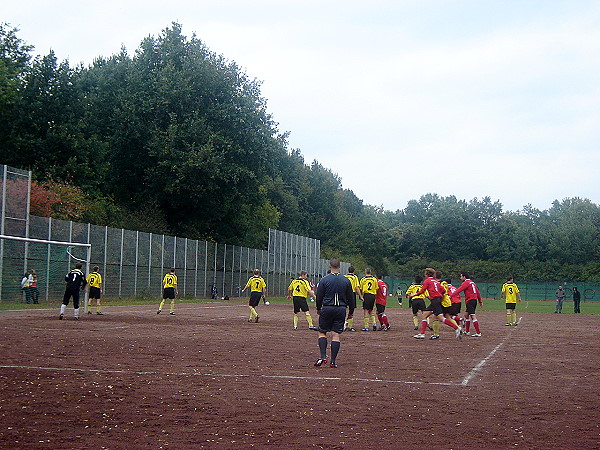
[460,342,505,386]
[0,303,243,314]
[0,364,455,386]
[0,314,522,387]
[460,319,521,386]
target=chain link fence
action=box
[1,165,345,304]
[386,278,599,302]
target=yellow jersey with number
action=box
[406,284,427,300]
[359,276,378,295]
[288,278,312,298]
[245,276,266,293]
[86,272,102,288]
[502,282,519,303]
[162,273,178,288]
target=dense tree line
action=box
[1,23,599,281]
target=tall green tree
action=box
[0,23,33,155]
[77,23,288,243]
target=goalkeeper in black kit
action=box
[59,262,87,320]
[314,258,354,368]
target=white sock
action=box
[60,304,66,315]
[74,308,79,318]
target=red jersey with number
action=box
[375,279,388,305]
[447,283,461,303]
[414,277,444,299]
[453,279,481,301]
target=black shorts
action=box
[506,303,516,310]
[442,305,452,316]
[89,287,101,299]
[376,303,386,314]
[62,288,81,308]
[411,298,426,314]
[465,299,478,315]
[249,291,262,307]
[318,306,346,334]
[449,303,461,316]
[363,293,376,311]
[425,297,444,316]
[293,296,309,313]
[163,287,176,300]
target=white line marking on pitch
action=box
[0,364,455,386]
[460,319,522,386]
[460,342,505,386]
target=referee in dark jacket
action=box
[314,257,354,368]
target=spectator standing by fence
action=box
[555,286,566,313]
[21,272,32,303]
[572,287,581,314]
[28,269,39,304]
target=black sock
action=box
[318,337,328,359]
[331,341,341,363]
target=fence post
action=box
[183,238,188,297]
[134,231,139,297]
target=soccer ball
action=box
[265,301,270,305]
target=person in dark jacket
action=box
[572,287,581,314]
[555,286,566,313]
[314,258,354,368]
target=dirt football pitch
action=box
[0,301,598,449]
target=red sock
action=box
[382,315,389,326]
[420,320,427,334]
[473,320,481,334]
[465,320,471,332]
[443,317,458,329]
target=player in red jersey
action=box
[375,274,390,331]
[454,271,483,337]
[408,268,462,340]
[444,278,463,327]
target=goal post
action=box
[0,234,91,310]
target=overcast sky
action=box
[3,0,599,212]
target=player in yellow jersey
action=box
[396,285,403,307]
[344,266,363,332]
[501,276,521,326]
[287,271,317,330]
[86,266,103,315]
[242,268,266,323]
[359,268,378,331]
[405,275,431,331]
[157,267,178,315]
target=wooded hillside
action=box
[1,23,598,281]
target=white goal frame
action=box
[0,234,91,310]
